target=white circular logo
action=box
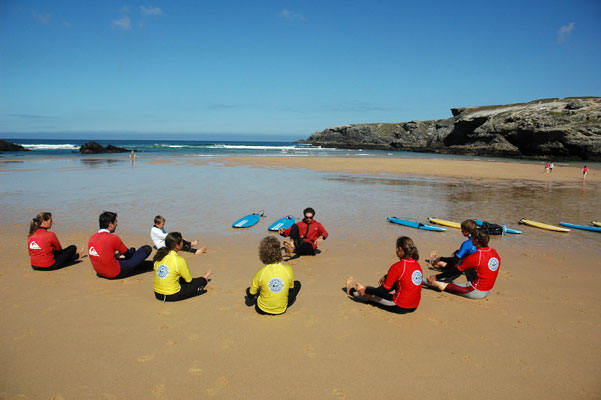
[157,264,170,279]
[488,258,500,272]
[411,270,423,286]
[268,277,284,293]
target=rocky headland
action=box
[0,140,29,152]
[304,97,601,160]
[79,141,132,154]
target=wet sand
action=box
[1,156,600,399]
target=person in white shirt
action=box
[150,215,206,255]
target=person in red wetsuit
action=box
[426,228,501,299]
[345,236,422,314]
[279,207,328,256]
[88,211,152,279]
[28,212,84,271]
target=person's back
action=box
[29,227,60,268]
[251,262,294,315]
[88,230,126,278]
[459,246,501,292]
[153,250,190,295]
[386,258,422,309]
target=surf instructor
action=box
[279,207,328,256]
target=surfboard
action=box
[268,216,295,231]
[428,218,461,229]
[592,221,601,228]
[232,211,264,228]
[388,217,447,232]
[474,219,522,234]
[559,222,601,232]
[519,218,570,232]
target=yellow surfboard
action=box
[592,221,601,228]
[428,218,461,229]
[519,219,570,232]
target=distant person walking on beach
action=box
[279,207,328,256]
[545,162,550,173]
[245,236,301,315]
[583,165,588,180]
[88,211,152,279]
[151,215,206,255]
[346,236,422,314]
[425,228,500,299]
[428,219,477,271]
[549,162,554,172]
[28,212,84,270]
[152,232,211,302]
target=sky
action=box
[1,0,600,141]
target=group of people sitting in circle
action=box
[28,207,501,316]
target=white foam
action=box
[22,144,79,150]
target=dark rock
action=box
[79,141,131,154]
[306,97,601,160]
[0,140,29,152]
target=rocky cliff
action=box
[305,97,601,160]
[79,141,131,154]
[0,140,29,152]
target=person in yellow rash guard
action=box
[246,236,301,315]
[153,232,212,302]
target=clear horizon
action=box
[1,1,600,138]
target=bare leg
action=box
[203,269,212,280]
[283,240,294,257]
[346,277,354,296]
[195,247,207,255]
[190,240,199,247]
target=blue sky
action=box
[1,0,600,141]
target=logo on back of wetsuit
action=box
[411,270,423,285]
[157,264,170,279]
[268,277,284,293]
[488,257,499,271]
[88,247,99,257]
[29,241,41,250]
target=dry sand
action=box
[1,156,600,400]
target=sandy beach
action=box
[1,155,600,399]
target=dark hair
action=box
[153,232,183,263]
[460,219,478,234]
[303,207,315,216]
[154,215,165,225]
[259,236,283,264]
[99,211,118,229]
[472,228,490,247]
[396,236,419,261]
[28,212,52,237]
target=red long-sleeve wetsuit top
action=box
[28,228,62,268]
[283,220,328,250]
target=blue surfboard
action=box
[387,217,446,232]
[474,219,522,234]
[268,216,295,231]
[232,211,264,228]
[559,222,601,232]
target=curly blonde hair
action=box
[258,236,283,264]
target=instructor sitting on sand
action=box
[28,212,85,270]
[88,211,152,279]
[279,207,328,256]
[425,228,501,299]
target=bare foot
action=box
[191,240,199,247]
[77,248,86,259]
[283,241,294,257]
[429,250,437,266]
[355,282,366,297]
[346,277,354,296]
[203,269,212,280]
[195,247,207,255]
[427,276,447,291]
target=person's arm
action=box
[50,232,62,252]
[178,257,192,283]
[249,269,261,296]
[279,226,292,237]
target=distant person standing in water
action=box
[544,162,549,173]
[583,165,588,180]
[549,162,554,172]
[28,212,84,270]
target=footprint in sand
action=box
[188,367,203,376]
[137,355,154,363]
[166,340,177,346]
[222,337,234,350]
[332,388,346,399]
[188,333,200,341]
[304,344,318,359]
[151,384,166,397]
[206,376,229,396]
[304,314,318,327]
[160,325,169,330]
[48,395,66,400]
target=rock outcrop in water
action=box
[0,140,29,152]
[304,97,601,160]
[79,141,131,154]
